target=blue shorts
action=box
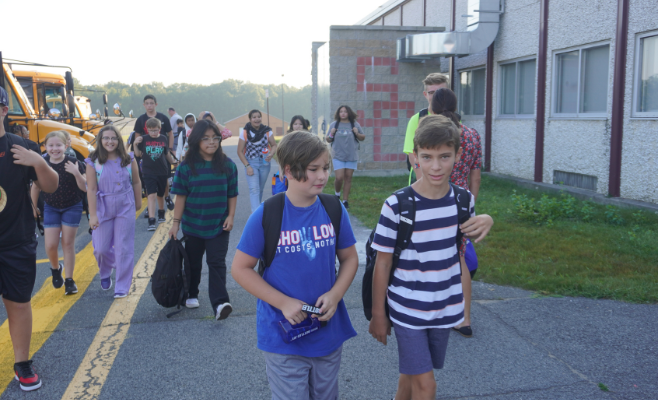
[332,159,357,171]
[393,322,450,375]
[43,201,83,229]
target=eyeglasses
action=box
[201,137,221,143]
[102,136,119,142]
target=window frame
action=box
[497,56,537,119]
[457,66,487,118]
[551,41,611,119]
[632,30,658,118]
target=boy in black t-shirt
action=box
[131,94,175,212]
[134,117,176,231]
[0,87,59,392]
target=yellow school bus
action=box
[2,63,96,159]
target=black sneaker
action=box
[14,360,41,392]
[51,263,64,289]
[342,200,349,209]
[148,218,156,231]
[64,278,78,295]
[158,209,166,223]
[165,196,175,211]
[216,303,233,320]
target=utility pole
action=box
[281,74,285,135]
[265,88,270,127]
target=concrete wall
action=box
[327,26,444,171]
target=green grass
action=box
[325,174,658,303]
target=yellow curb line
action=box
[0,198,147,395]
[61,210,173,399]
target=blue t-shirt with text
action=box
[237,195,357,357]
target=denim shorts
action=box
[332,159,357,171]
[43,201,83,228]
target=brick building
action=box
[223,112,289,137]
[312,0,658,204]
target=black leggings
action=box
[185,231,230,310]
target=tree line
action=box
[74,79,312,125]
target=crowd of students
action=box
[1,70,492,399]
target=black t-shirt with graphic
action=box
[137,135,169,176]
[0,133,38,250]
[132,112,172,149]
[43,155,86,209]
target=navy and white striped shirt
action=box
[371,186,475,329]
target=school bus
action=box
[2,62,96,160]
[12,69,107,136]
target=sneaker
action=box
[14,360,41,392]
[114,292,128,299]
[165,196,175,211]
[100,277,112,291]
[64,278,78,295]
[342,200,349,209]
[51,263,64,289]
[186,298,200,308]
[148,218,156,231]
[158,210,166,223]
[215,303,233,320]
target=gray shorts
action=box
[262,346,342,400]
[393,322,450,375]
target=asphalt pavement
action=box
[1,137,656,399]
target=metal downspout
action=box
[535,0,549,182]
[608,0,630,197]
[449,0,456,91]
[484,44,494,172]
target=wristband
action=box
[245,164,251,168]
[173,218,181,223]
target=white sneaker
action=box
[186,298,200,308]
[215,303,233,320]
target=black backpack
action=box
[330,120,360,150]
[362,184,471,321]
[259,193,343,276]
[151,237,191,317]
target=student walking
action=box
[369,115,493,400]
[232,131,359,400]
[237,109,277,213]
[169,119,238,319]
[176,113,196,162]
[1,86,59,392]
[272,115,310,195]
[326,105,365,209]
[134,118,177,231]
[86,125,142,299]
[31,131,87,295]
[431,88,483,338]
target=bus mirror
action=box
[129,110,133,118]
[65,71,74,93]
[113,103,121,116]
[104,106,108,117]
[102,94,108,105]
[48,108,61,118]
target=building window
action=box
[499,58,536,116]
[634,32,658,117]
[553,44,610,117]
[458,68,485,116]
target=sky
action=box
[2,0,386,88]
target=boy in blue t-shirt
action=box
[232,131,358,400]
[370,115,493,400]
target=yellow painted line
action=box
[0,198,147,395]
[62,210,173,399]
[36,257,64,265]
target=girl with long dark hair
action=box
[237,109,277,213]
[86,125,142,298]
[169,119,238,320]
[326,105,364,209]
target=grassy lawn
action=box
[325,174,658,303]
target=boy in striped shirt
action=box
[369,115,493,400]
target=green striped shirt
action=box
[171,159,239,239]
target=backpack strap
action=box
[450,183,472,254]
[317,193,343,255]
[418,108,429,119]
[259,192,286,275]
[388,186,416,282]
